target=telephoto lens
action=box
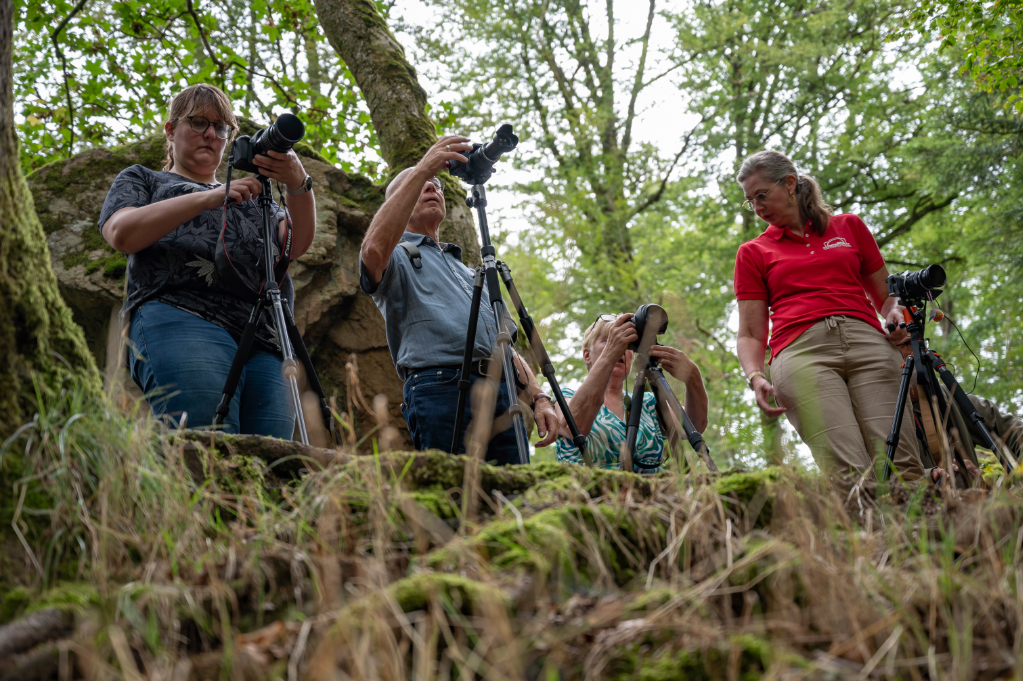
[628,304,669,352]
[447,124,519,185]
[252,113,305,156]
[905,264,946,293]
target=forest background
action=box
[11,0,1023,468]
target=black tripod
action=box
[212,174,337,446]
[624,323,716,474]
[882,304,1016,483]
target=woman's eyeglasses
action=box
[173,115,234,140]
[741,181,784,212]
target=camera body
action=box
[448,124,519,185]
[230,112,305,174]
[886,264,946,304]
[628,304,669,351]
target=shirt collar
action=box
[401,231,463,262]
[766,220,813,241]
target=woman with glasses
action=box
[554,313,708,472]
[733,149,927,489]
[98,83,316,436]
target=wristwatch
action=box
[531,391,552,407]
[286,174,313,196]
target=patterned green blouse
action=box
[556,387,665,473]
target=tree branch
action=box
[621,0,656,157]
[50,0,89,157]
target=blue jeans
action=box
[129,301,295,438]
[401,368,527,466]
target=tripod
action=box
[882,304,1016,484]
[621,305,715,474]
[212,174,337,447]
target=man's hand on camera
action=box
[211,176,263,207]
[533,398,559,447]
[649,345,698,383]
[417,135,472,178]
[751,374,787,418]
[252,150,308,191]
[601,313,638,363]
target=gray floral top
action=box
[556,387,665,473]
[98,165,293,353]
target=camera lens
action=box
[253,113,305,157]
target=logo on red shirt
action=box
[823,236,852,250]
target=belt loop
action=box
[825,316,838,331]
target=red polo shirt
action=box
[733,213,885,362]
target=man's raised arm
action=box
[360,135,471,286]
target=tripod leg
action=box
[623,375,647,474]
[494,319,530,464]
[649,367,716,472]
[215,301,262,429]
[935,359,1018,474]
[882,355,914,482]
[281,301,339,447]
[497,262,591,465]
[267,285,309,445]
[922,351,970,488]
[451,268,485,454]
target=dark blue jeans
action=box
[401,368,528,466]
[129,301,295,438]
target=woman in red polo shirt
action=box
[733,150,925,488]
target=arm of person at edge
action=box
[553,314,638,440]
[648,344,710,434]
[359,135,472,286]
[102,150,316,258]
[863,264,909,345]
[736,299,788,418]
[511,351,559,447]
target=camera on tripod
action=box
[230,112,305,175]
[627,304,669,352]
[447,124,519,185]
[886,264,946,304]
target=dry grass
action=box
[2,376,1023,680]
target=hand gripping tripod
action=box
[211,172,337,447]
[621,304,716,474]
[882,303,1017,484]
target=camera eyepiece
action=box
[448,124,519,185]
[628,304,669,352]
[887,264,946,303]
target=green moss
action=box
[0,586,30,624]
[409,486,458,519]
[19,583,101,617]
[390,572,508,613]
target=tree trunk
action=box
[313,0,480,259]
[0,0,99,435]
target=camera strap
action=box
[215,172,293,301]
[398,241,422,269]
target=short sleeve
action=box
[554,388,585,464]
[360,246,404,296]
[734,242,768,300]
[98,165,154,234]
[848,214,884,277]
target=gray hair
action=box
[736,150,832,235]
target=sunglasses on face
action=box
[172,115,233,140]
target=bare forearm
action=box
[360,167,429,281]
[102,192,212,254]
[563,357,616,437]
[281,191,316,258]
[736,335,767,376]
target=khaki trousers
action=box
[772,316,925,485]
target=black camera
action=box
[887,264,946,303]
[447,124,519,185]
[628,304,669,351]
[230,113,305,174]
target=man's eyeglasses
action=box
[741,181,784,212]
[172,115,234,140]
[427,177,444,192]
[594,313,619,325]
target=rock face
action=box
[26,133,409,446]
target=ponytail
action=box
[795,174,831,235]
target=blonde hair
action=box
[162,84,238,171]
[736,150,833,235]
[582,317,616,360]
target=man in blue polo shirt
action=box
[359,135,558,464]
